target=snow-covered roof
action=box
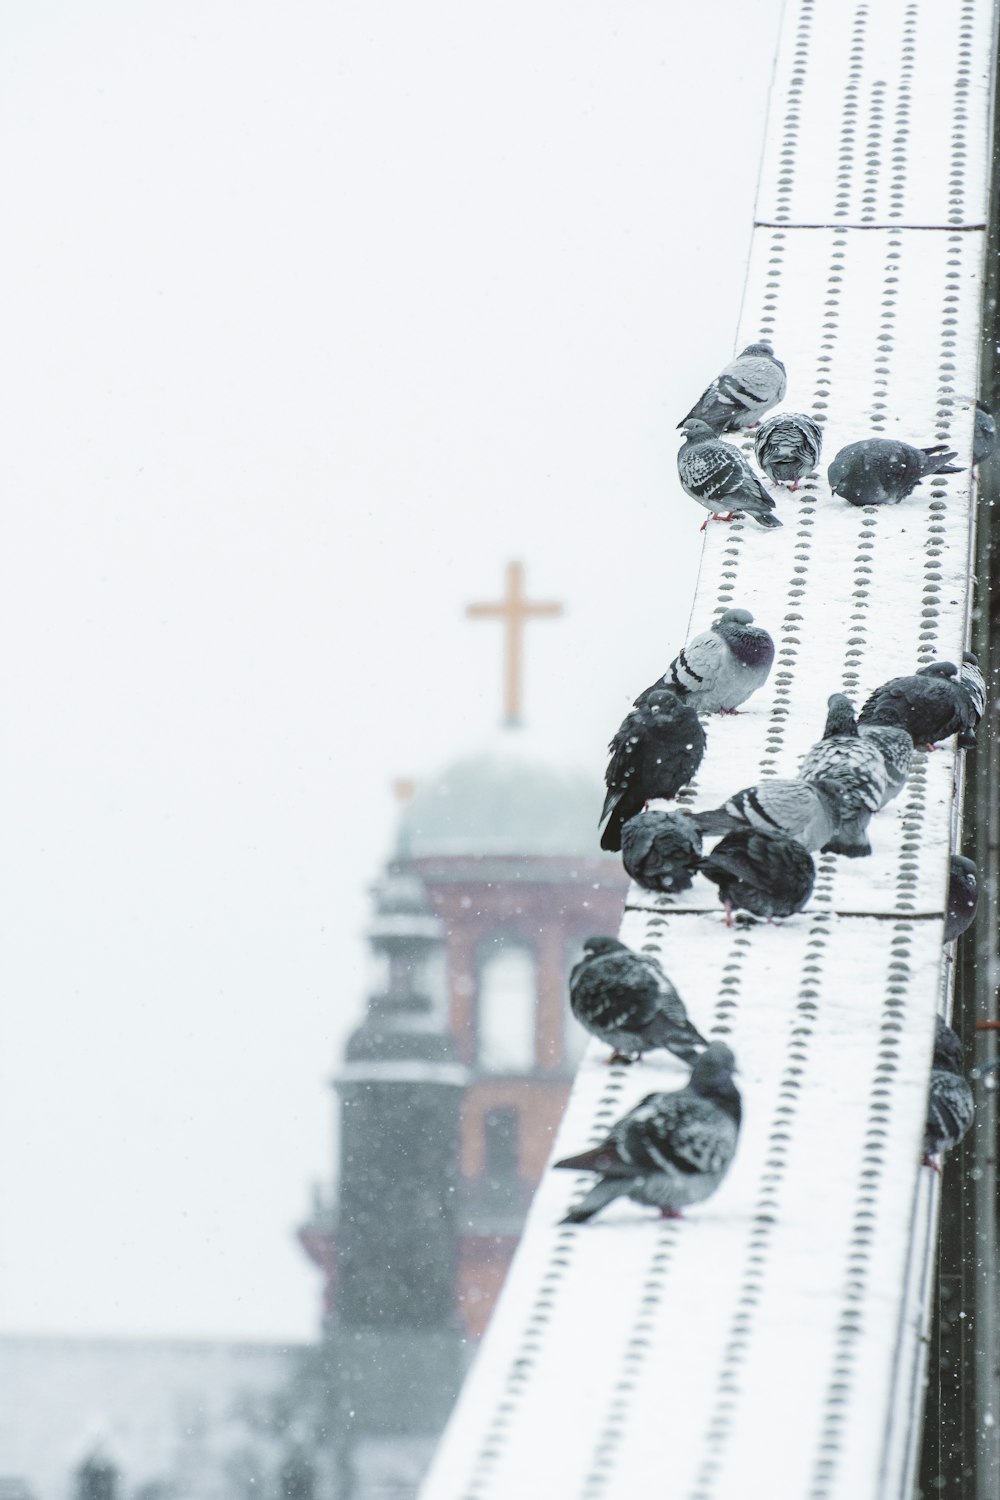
[418,1,994,1496]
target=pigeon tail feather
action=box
[555,1142,627,1175]
[560,1178,629,1224]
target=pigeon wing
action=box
[668,627,728,696]
[623,1093,736,1176]
[570,951,664,1033]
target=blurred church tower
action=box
[299,563,627,1496]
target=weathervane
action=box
[465,561,563,727]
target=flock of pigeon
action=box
[556,344,992,1226]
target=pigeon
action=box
[600,690,707,853]
[973,399,997,466]
[857,723,914,807]
[678,420,782,530]
[858,662,978,749]
[799,694,887,857]
[693,777,842,852]
[959,651,986,720]
[635,609,775,715]
[621,810,702,894]
[679,344,787,434]
[557,1043,741,1223]
[945,855,978,944]
[698,828,815,923]
[568,936,707,1065]
[924,1018,975,1169]
[956,651,986,748]
[827,438,960,506]
[753,411,823,489]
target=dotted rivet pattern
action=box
[630,225,976,924]
[419,5,988,1499]
[420,918,944,1500]
[756,0,993,227]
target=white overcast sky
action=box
[0,0,784,1342]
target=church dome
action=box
[398,733,603,859]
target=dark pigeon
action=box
[828,437,960,506]
[698,828,815,923]
[945,855,978,944]
[858,661,978,749]
[974,399,997,466]
[635,608,775,715]
[799,694,887,857]
[694,777,842,852]
[621,810,703,894]
[754,411,823,489]
[678,420,782,530]
[557,1043,741,1223]
[568,936,706,1065]
[679,344,787,434]
[857,723,914,807]
[924,1018,975,1169]
[600,689,706,853]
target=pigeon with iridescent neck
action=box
[557,1043,741,1223]
[679,344,787,434]
[678,421,782,530]
[635,609,775,715]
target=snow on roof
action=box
[419,1,993,1496]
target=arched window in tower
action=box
[477,935,536,1072]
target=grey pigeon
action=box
[754,411,823,489]
[694,777,842,852]
[621,810,702,894]
[857,723,914,807]
[600,689,706,853]
[924,1018,974,1169]
[799,694,887,857]
[698,828,815,923]
[557,1043,741,1223]
[957,651,986,747]
[945,855,978,944]
[678,420,782,530]
[827,438,960,506]
[679,344,787,434]
[974,399,997,466]
[959,651,986,720]
[568,936,706,1065]
[635,608,775,715]
[858,662,978,749]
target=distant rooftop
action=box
[397,731,604,860]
